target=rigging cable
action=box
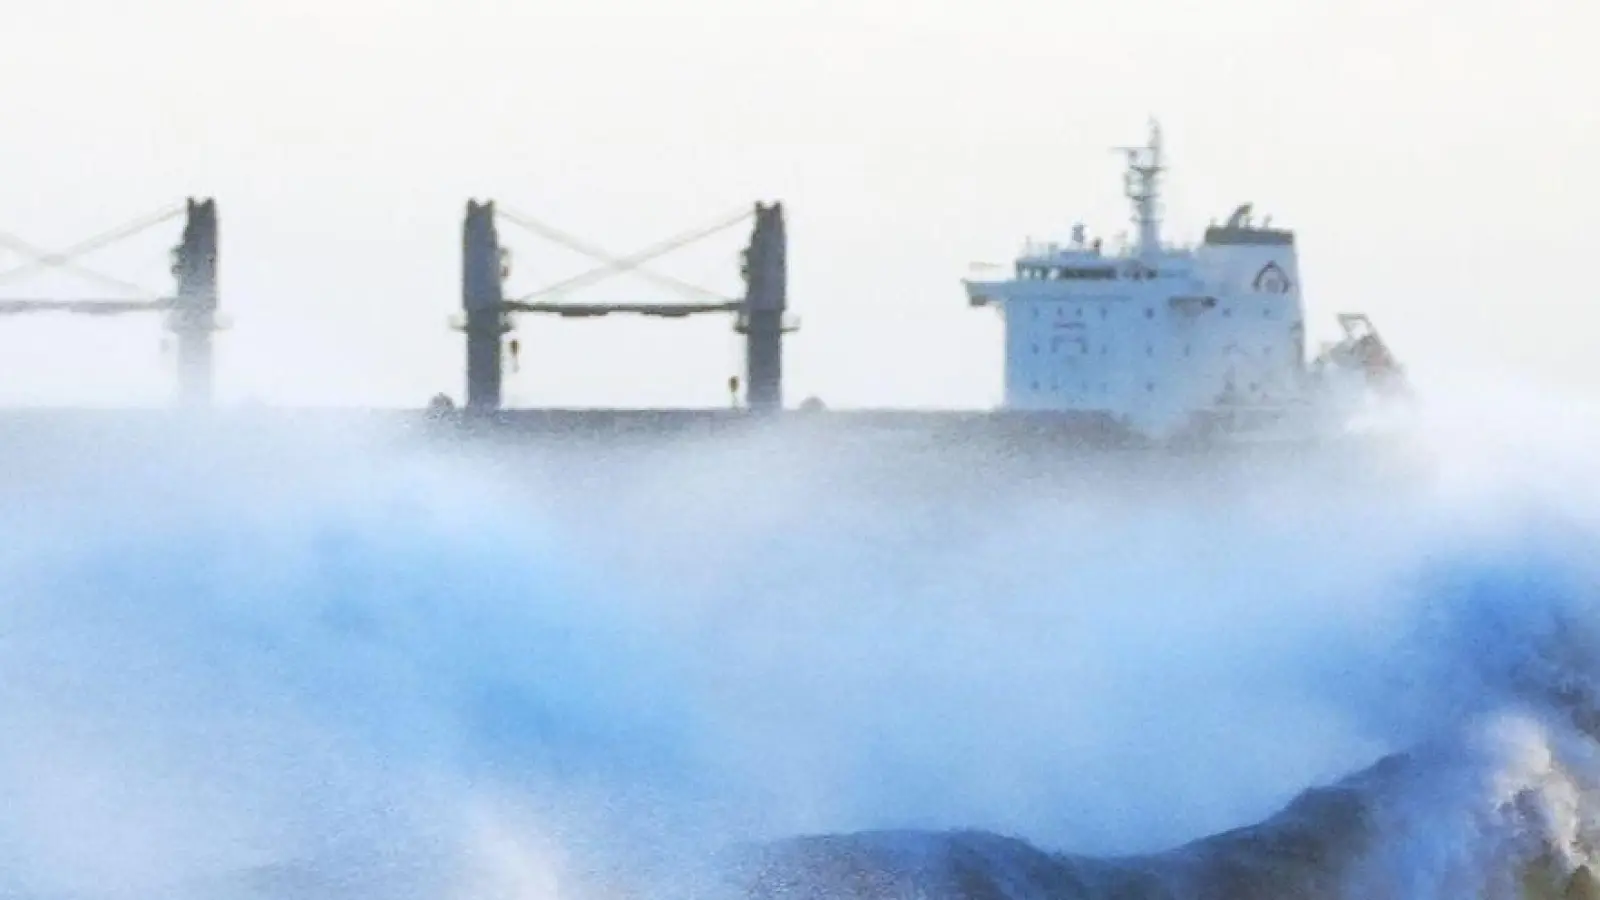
[496,205,752,304]
[0,203,187,298]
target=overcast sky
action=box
[0,0,1593,408]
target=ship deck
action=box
[0,405,1398,461]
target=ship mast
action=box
[1119,120,1164,258]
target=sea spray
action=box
[0,406,1598,899]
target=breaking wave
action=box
[3,395,1600,900]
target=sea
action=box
[2,384,1599,900]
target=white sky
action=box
[0,0,1593,408]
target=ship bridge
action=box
[961,122,1309,435]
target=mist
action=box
[1,382,1599,898]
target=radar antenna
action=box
[1116,119,1164,257]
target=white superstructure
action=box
[964,122,1401,439]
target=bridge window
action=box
[1054,266,1117,280]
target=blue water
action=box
[4,408,1600,899]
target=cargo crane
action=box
[0,198,222,406]
[451,200,796,413]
